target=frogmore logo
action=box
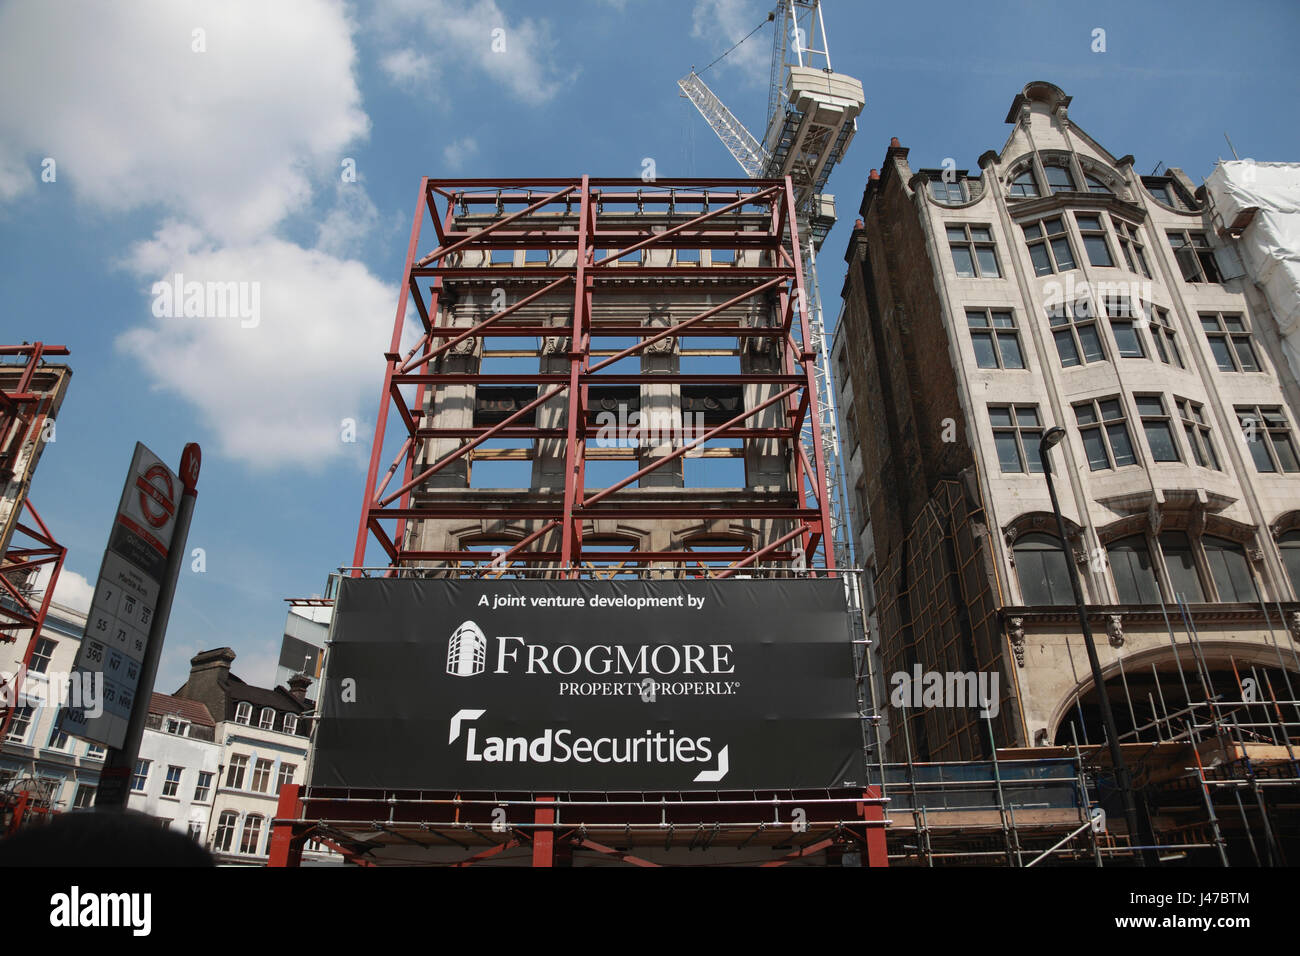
[447,621,487,677]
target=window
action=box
[1145,179,1187,209]
[187,821,202,842]
[1113,219,1151,278]
[1148,307,1183,368]
[259,707,275,730]
[1075,214,1114,267]
[4,706,33,742]
[1014,533,1074,605]
[161,765,183,798]
[929,178,966,203]
[1048,299,1105,367]
[1106,298,1146,358]
[1200,313,1260,372]
[163,716,189,737]
[1135,395,1180,462]
[844,406,859,456]
[73,784,96,809]
[283,714,299,737]
[234,702,252,725]
[226,754,248,790]
[86,744,105,760]
[1084,173,1112,194]
[1009,169,1039,198]
[251,758,273,794]
[1023,217,1076,275]
[947,224,1001,278]
[277,763,296,794]
[989,405,1045,473]
[1147,183,1174,206]
[1108,535,1161,604]
[214,810,238,852]
[1176,398,1220,470]
[240,815,264,855]
[194,771,213,803]
[966,309,1024,369]
[1074,398,1137,471]
[855,477,868,519]
[1159,532,1205,602]
[1238,406,1300,473]
[1279,531,1300,598]
[47,725,69,750]
[1203,537,1258,603]
[1044,163,1076,194]
[131,759,150,792]
[30,638,56,674]
[1168,231,1221,283]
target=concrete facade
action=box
[126,693,221,842]
[173,647,333,864]
[837,82,1300,761]
[0,600,104,811]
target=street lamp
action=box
[1038,426,1148,865]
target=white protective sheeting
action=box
[1205,161,1300,382]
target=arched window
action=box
[240,814,264,855]
[1044,163,1076,194]
[1107,534,1160,604]
[1280,530,1300,598]
[1203,536,1258,603]
[213,811,238,852]
[1014,533,1074,605]
[283,714,299,736]
[1084,173,1112,194]
[1159,531,1205,602]
[259,707,275,730]
[1009,169,1039,198]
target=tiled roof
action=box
[148,692,215,726]
[222,672,308,713]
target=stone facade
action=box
[836,82,1300,760]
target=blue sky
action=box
[3,0,1298,692]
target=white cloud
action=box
[372,0,570,104]
[380,47,436,90]
[315,182,381,258]
[116,223,398,469]
[441,136,480,172]
[29,564,94,614]
[0,0,369,243]
[0,2,413,470]
[691,0,770,82]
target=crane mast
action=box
[679,0,864,575]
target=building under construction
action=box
[0,343,71,832]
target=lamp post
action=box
[1038,426,1147,865]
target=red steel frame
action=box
[351,176,836,577]
[280,180,872,868]
[0,344,69,740]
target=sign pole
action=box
[96,443,201,810]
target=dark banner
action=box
[310,578,863,791]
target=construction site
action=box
[3,2,1298,869]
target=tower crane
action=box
[678,1,865,573]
